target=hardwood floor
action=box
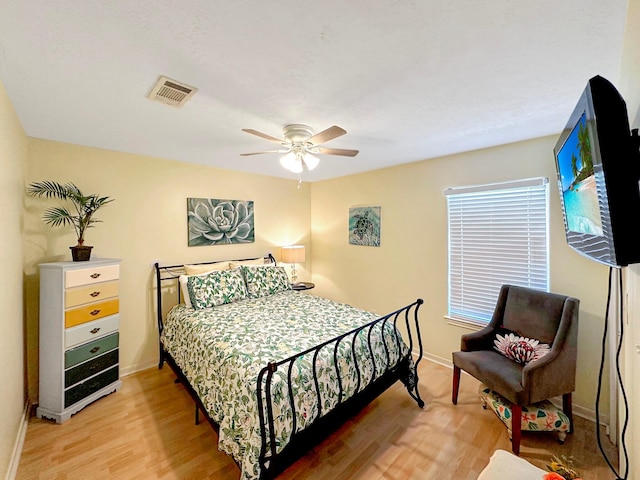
[16,360,619,479]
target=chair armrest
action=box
[521,347,574,403]
[522,296,579,403]
[460,325,496,351]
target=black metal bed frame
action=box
[154,256,425,479]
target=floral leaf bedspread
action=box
[160,290,410,480]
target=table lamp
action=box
[281,245,305,284]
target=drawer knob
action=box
[90,346,101,354]
[90,327,101,334]
[89,309,101,316]
[90,291,101,297]
[90,273,101,279]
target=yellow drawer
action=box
[65,298,119,328]
[65,281,119,308]
[65,264,120,288]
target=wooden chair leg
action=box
[511,404,522,455]
[452,366,461,405]
[563,392,573,434]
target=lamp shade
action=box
[303,153,319,171]
[281,245,305,263]
[280,152,303,173]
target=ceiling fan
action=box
[241,124,359,174]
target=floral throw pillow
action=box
[493,328,551,364]
[241,265,291,298]
[186,268,247,309]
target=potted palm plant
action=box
[27,181,114,261]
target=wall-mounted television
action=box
[553,75,640,267]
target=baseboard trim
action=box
[120,359,158,377]
[417,352,610,429]
[420,351,452,368]
[6,400,30,480]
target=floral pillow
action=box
[241,265,291,298]
[183,268,248,310]
[493,328,551,364]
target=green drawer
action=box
[65,332,119,369]
[65,349,119,388]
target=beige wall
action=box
[24,140,312,397]
[0,79,27,478]
[619,0,640,476]
[310,136,612,417]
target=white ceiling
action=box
[0,0,630,182]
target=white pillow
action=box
[184,261,230,275]
[179,274,199,308]
[229,258,274,269]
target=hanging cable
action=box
[595,266,629,480]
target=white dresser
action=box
[37,258,122,423]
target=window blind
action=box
[445,177,549,324]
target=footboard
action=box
[256,298,424,478]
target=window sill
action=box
[445,315,486,331]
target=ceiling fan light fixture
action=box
[303,153,319,171]
[242,123,357,176]
[280,152,303,173]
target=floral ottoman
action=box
[479,385,571,443]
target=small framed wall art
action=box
[349,206,381,247]
[187,198,255,246]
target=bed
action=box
[155,255,424,480]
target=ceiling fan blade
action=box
[240,150,286,156]
[242,129,285,144]
[306,125,346,145]
[315,147,359,157]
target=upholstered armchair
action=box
[451,284,580,454]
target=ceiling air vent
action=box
[147,76,197,107]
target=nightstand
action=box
[292,282,314,291]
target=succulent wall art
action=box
[187,198,255,246]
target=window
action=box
[445,177,549,326]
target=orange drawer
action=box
[65,298,119,328]
[65,281,119,308]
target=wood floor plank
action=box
[16,361,619,479]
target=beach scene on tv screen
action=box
[556,112,603,236]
